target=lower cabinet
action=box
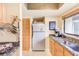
[49,40,55,55]
[54,42,63,56]
[64,48,74,56]
[49,37,73,56]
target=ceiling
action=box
[26,3,64,10]
[22,3,79,17]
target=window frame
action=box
[64,13,79,36]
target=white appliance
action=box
[32,23,45,50]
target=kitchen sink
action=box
[52,36,79,52]
[62,38,79,52]
[68,44,79,52]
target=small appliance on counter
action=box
[55,28,62,37]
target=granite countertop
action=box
[0,29,18,42]
[50,36,79,56]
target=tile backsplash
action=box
[63,34,79,44]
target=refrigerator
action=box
[32,23,45,50]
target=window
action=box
[64,14,79,35]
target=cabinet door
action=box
[0,4,3,21]
[49,38,55,56]
[54,42,63,56]
[22,18,30,51]
[2,4,7,22]
[64,48,73,56]
[55,49,63,56]
[0,3,7,23]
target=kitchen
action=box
[22,3,79,56]
[0,3,20,56]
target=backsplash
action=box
[62,34,79,44]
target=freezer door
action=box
[32,32,45,50]
[32,23,45,31]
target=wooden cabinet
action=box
[0,3,19,23]
[49,38,55,55]
[49,37,73,56]
[22,18,30,51]
[49,38,63,56]
[0,4,3,22]
[54,42,63,56]
[64,48,73,56]
[0,4,2,19]
[0,3,6,23]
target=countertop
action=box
[50,36,79,56]
[0,29,18,42]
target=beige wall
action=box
[56,16,63,32]
[45,17,56,35]
[22,4,30,18]
[45,16,63,35]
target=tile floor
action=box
[23,50,51,56]
[0,47,19,56]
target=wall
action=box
[56,16,64,32]
[22,4,30,18]
[45,16,63,35]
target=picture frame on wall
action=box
[49,21,56,30]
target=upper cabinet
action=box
[5,3,19,23]
[0,3,19,23]
[0,4,2,20]
[0,4,7,22]
[0,4,4,22]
